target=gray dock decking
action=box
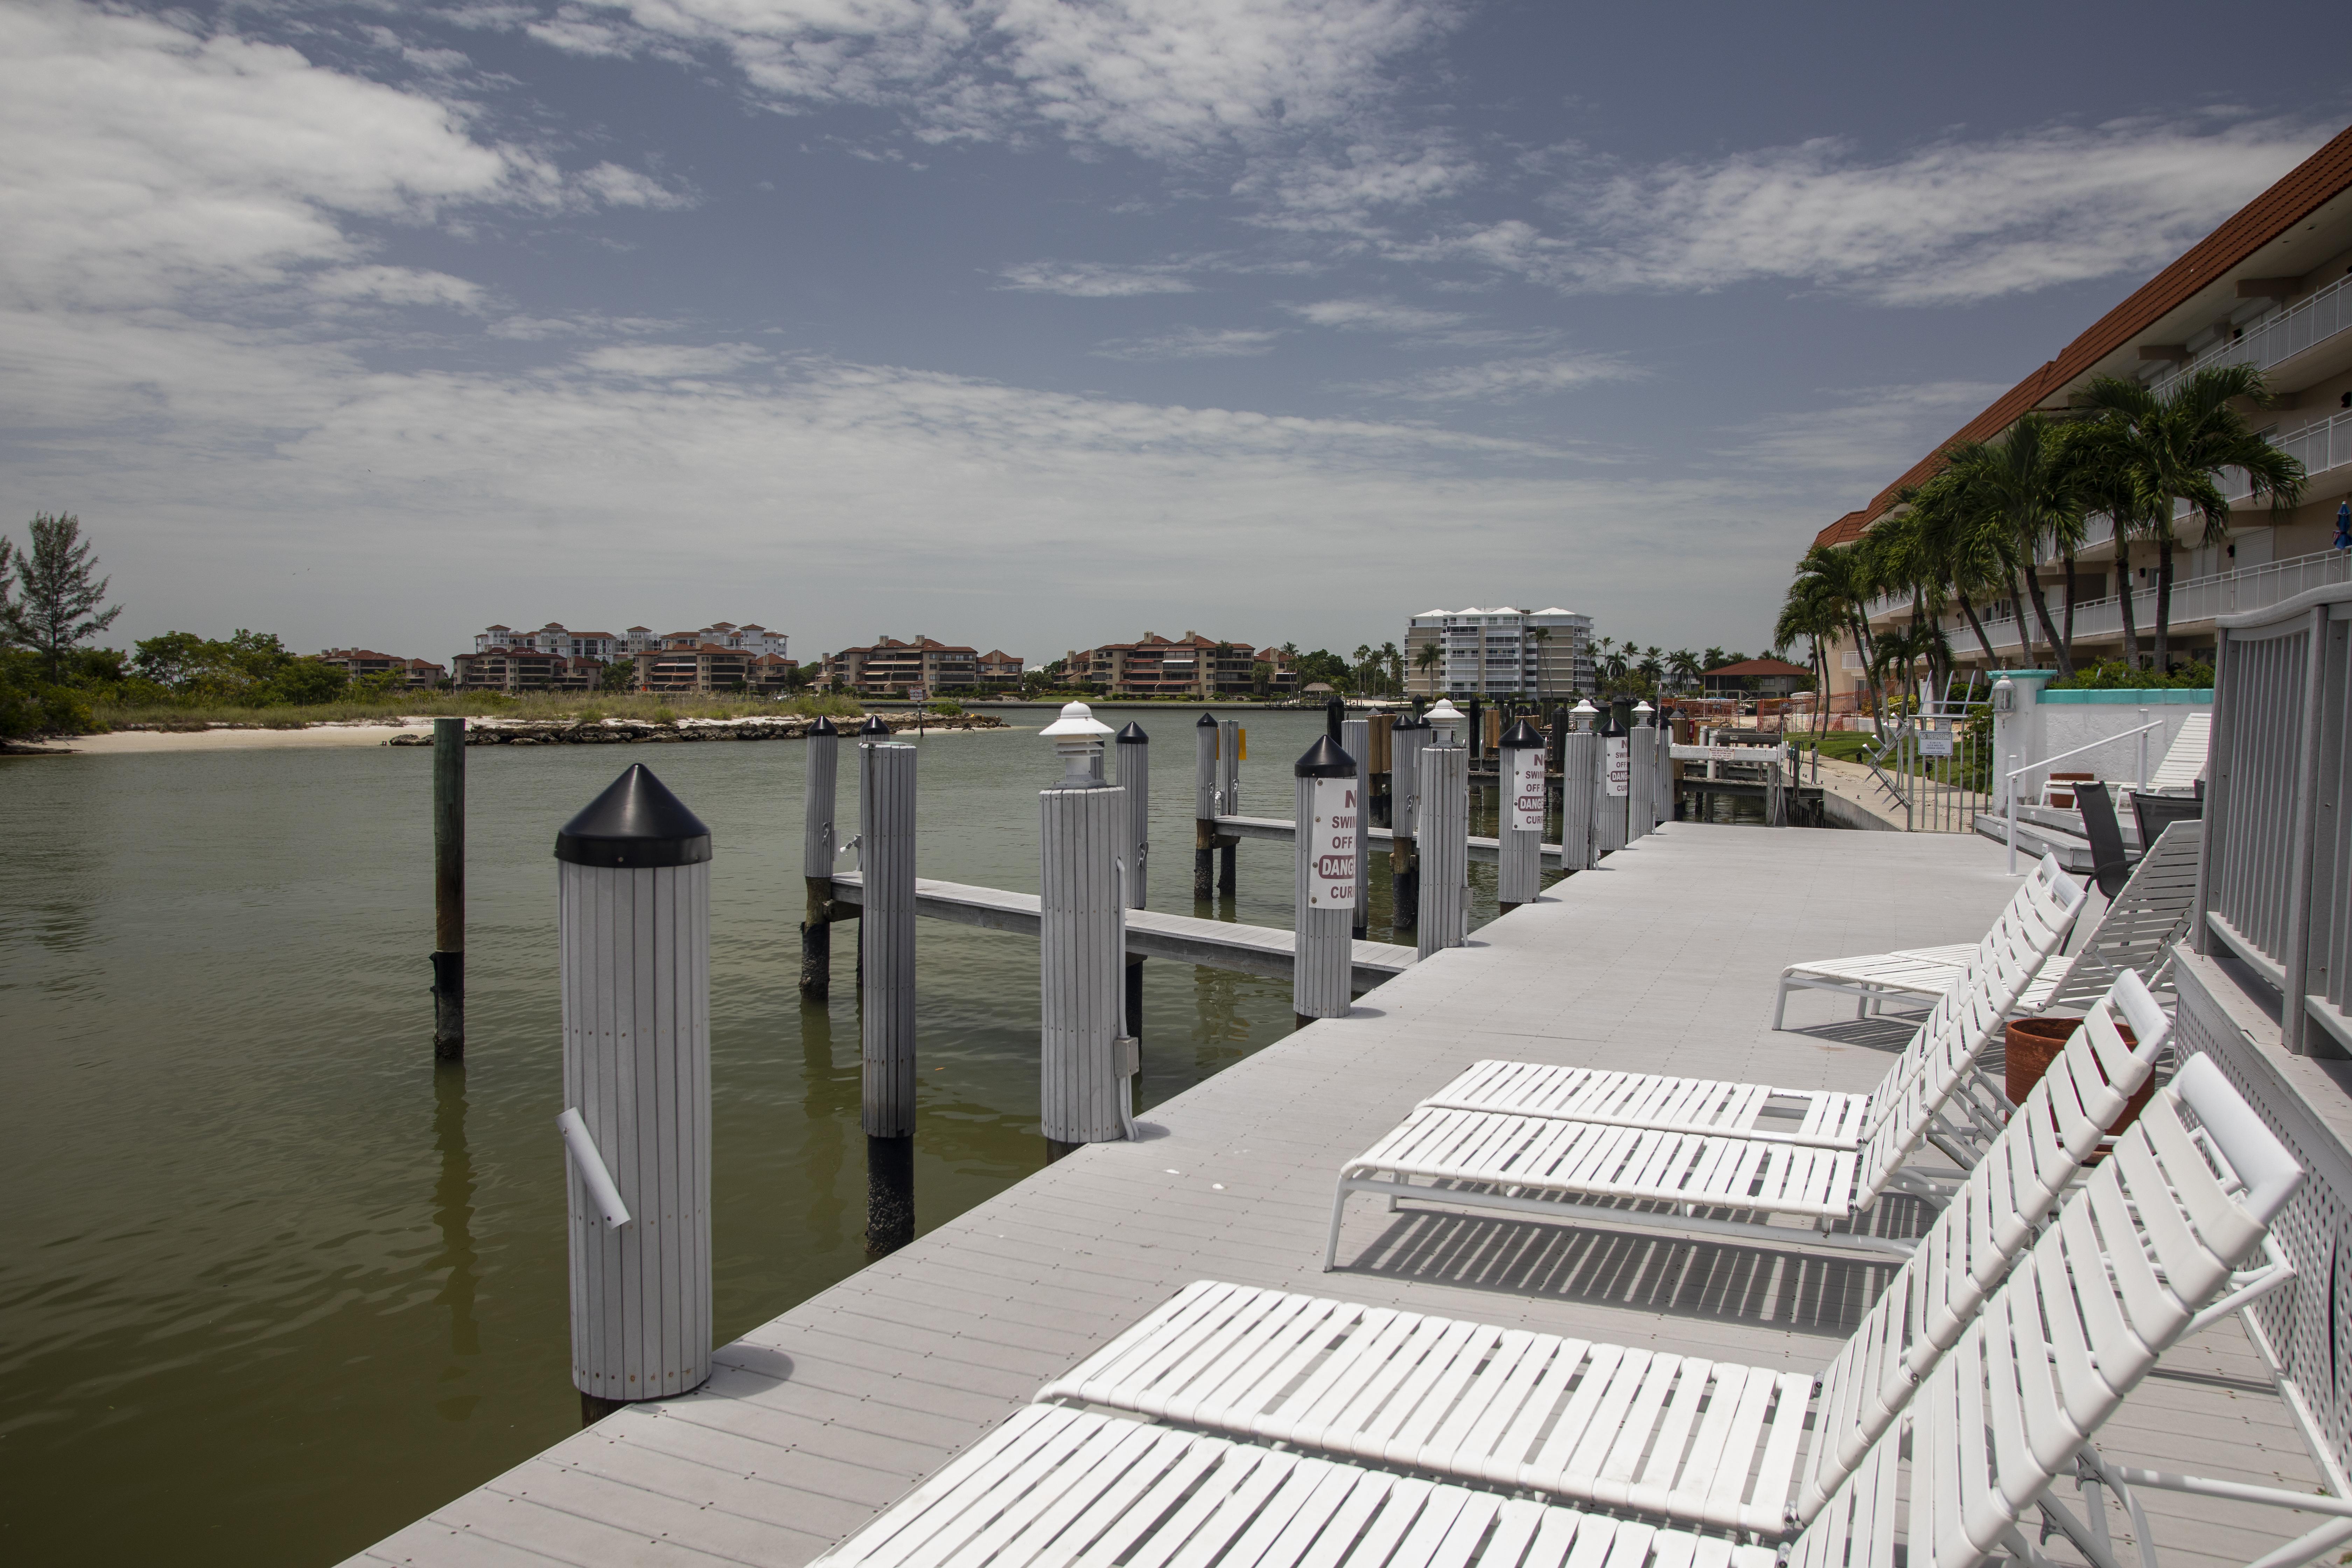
[351,824,2328,1568]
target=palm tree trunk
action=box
[2010,572,2039,668]
[2115,534,2140,667]
[2061,553,2078,668]
[1958,591,1999,669]
[2154,534,2175,670]
[2024,566,2071,679]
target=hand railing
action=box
[2004,720,2166,875]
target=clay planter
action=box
[2007,1015,2150,1144]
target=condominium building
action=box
[317,649,445,687]
[632,637,798,693]
[1820,125,2352,702]
[453,647,603,692]
[475,622,787,661]
[977,650,1024,684]
[822,637,981,693]
[1404,608,1593,698]
[1065,632,1297,698]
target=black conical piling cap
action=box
[809,715,838,737]
[1295,734,1357,778]
[1393,712,1426,732]
[1196,712,1218,728]
[556,763,712,868]
[1116,721,1149,744]
[856,713,891,736]
[1501,718,1544,750]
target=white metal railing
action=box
[1956,546,2352,654]
[2183,408,2352,517]
[2151,271,2352,402]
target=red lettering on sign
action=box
[1317,854,1353,878]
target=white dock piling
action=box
[1039,704,1134,1148]
[1598,711,1630,856]
[1416,741,1469,959]
[554,764,712,1412]
[1341,717,1371,939]
[1561,727,1597,870]
[1498,718,1545,909]
[1627,705,1656,843]
[1294,735,1358,1027]
[858,738,918,1253]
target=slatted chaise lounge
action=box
[817,1059,2302,1568]
[1423,854,2084,1153]
[1044,976,2274,1541]
[1769,854,2078,1030]
[1756,825,2197,1035]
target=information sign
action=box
[1919,729,1954,758]
[1510,751,1547,833]
[1604,736,1630,798]
[1307,777,1358,908]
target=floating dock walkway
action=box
[348,825,2322,1568]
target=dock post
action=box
[1425,697,1462,748]
[858,738,918,1256]
[1561,726,1597,870]
[1417,740,1469,958]
[1466,698,1483,764]
[1368,713,1395,827]
[1325,695,1344,744]
[1294,735,1358,1028]
[1038,703,1134,1153]
[1193,713,1216,899]
[799,715,839,999]
[555,764,712,1420]
[1215,718,1241,895]
[431,716,465,1059]
[1350,715,1372,938]
[1498,718,1545,911]
[1597,704,1629,856]
[1116,722,1149,1040]
[1389,714,1425,931]
[1627,703,1656,842]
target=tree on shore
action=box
[2,513,120,682]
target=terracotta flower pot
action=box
[2007,1015,2150,1146]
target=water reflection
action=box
[430,1063,480,1423]
[799,997,849,1259]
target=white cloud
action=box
[1343,352,1633,403]
[575,342,770,377]
[311,265,487,310]
[1092,326,1284,360]
[497,0,1456,162]
[1283,297,1465,332]
[997,260,1198,296]
[578,161,695,208]
[1449,117,2334,304]
[1715,382,2011,477]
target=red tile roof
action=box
[1814,122,2352,549]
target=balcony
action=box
[1958,545,2352,654]
[2180,407,2352,517]
[2149,268,2352,402]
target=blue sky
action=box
[4,1,2347,668]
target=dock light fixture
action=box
[1633,700,1654,719]
[1041,700,1114,787]
[1570,699,1597,732]
[1425,697,1464,746]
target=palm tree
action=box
[1786,541,1884,731]
[2072,364,2307,668]
[1774,569,1843,738]
[1638,646,1664,697]
[1379,641,1402,695]
[1667,648,1701,693]
[1414,640,1441,694]
[1902,470,2014,672]
[1941,413,2088,678]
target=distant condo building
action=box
[1065,632,1297,698]
[977,650,1024,684]
[474,621,787,660]
[453,647,604,692]
[822,637,982,694]
[316,648,445,688]
[635,633,799,694]
[1405,608,1592,698]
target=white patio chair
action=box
[2141,710,2211,794]
[1418,856,2082,1153]
[1754,824,2197,1034]
[1770,854,2078,1030]
[819,1059,2302,1568]
[1046,976,2250,1540]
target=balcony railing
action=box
[2182,407,2352,517]
[2150,269,2352,402]
[1949,546,2352,653]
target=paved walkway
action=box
[349,824,2326,1568]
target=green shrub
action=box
[2046,659,2214,691]
[925,699,965,715]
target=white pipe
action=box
[557,1107,632,1228]
[2003,719,2166,876]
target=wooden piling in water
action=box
[858,738,918,1255]
[1192,713,1216,899]
[432,716,465,1059]
[1293,735,1356,1028]
[800,716,840,999]
[555,764,712,1416]
[1116,721,1149,1041]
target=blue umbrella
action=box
[2337,501,2351,552]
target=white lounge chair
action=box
[1419,856,2082,1152]
[1770,854,2079,1029]
[1757,828,2196,1032]
[2142,710,2211,794]
[819,1060,2301,1568]
[1046,977,2233,1539]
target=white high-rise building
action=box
[1405,607,1592,698]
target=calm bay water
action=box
[0,709,1508,1566]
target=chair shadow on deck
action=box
[1773,1014,1928,1054]
[1338,1192,1937,1342]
